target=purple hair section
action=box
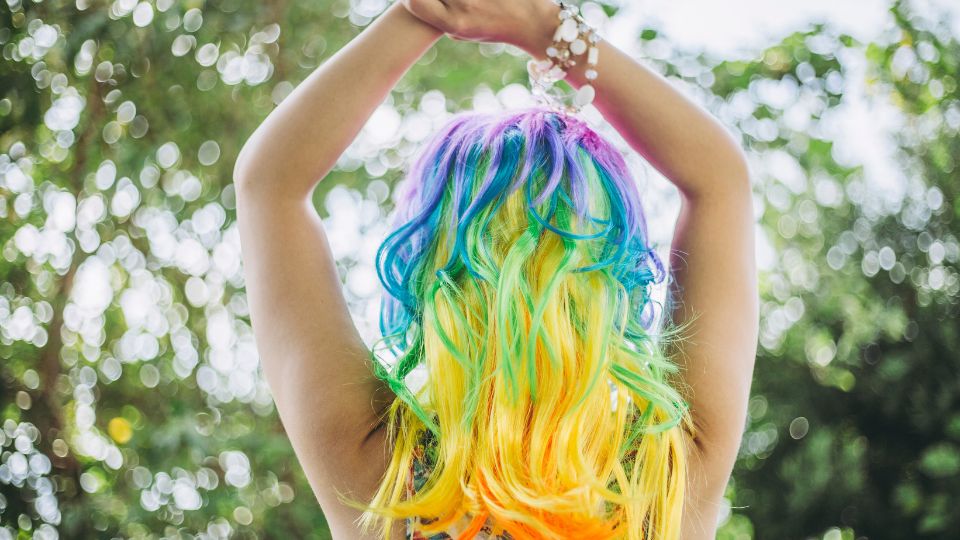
[376,107,669,352]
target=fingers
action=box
[403,0,451,33]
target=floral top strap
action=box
[404,430,514,540]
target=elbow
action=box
[232,128,267,190]
[716,147,752,195]
[231,138,317,201]
[232,146,272,195]
[681,149,753,204]
[729,149,753,191]
[232,146,254,190]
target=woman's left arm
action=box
[232,5,440,539]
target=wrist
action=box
[515,0,562,58]
[388,1,444,42]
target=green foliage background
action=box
[1,0,958,538]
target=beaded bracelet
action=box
[526,0,600,115]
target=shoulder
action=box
[678,429,733,539]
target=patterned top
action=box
[404,430,514,540]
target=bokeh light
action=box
[1,0,957,538]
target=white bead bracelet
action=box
[526,0,600,114]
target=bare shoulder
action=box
[313,422,407,540]
[678,430,731,539]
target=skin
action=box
[232,1,759,538]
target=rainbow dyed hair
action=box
[340,107,696,539]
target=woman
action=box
[232,1,758,539]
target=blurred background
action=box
[1,0,958,538]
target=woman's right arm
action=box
[402,1,759,536]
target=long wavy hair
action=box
[339,107,697,540]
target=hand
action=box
[402,0,559,55]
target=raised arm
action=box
[402,0,759,536]
[526,3,760,536]
[232,5,441,539]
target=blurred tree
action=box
[701,3,959,538]
[0,0,956,539]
